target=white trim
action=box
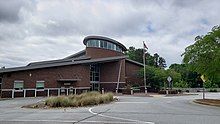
[14,80,24,83]
[99,82,126,84]
[1,87,91,98]
[1,87,91,91]
[14,90,23,92]
[36,80,45,83]
[36,89,45,91]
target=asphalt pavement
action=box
[0,93,220,124]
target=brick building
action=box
[0,36,144,98]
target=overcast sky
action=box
[0,0,219,68]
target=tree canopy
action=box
[182,25,220,86]
[169,63,202,88]
[126,47,167,68]
[139,66,181,90]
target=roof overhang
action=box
[125,59,144,67]
[0,55,128,73]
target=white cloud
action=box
[0,0,219,68]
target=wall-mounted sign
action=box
[64,83,71,85]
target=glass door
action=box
[90,64,100,91]
[91,83,100,91]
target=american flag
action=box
[143,41,148,50]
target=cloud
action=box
[0,0,219,68]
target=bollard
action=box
[47,89,50,97]
[67,89,69,96]
[23,89,26,98]
[35,89,37,97]
[166,88,169,95]
[145,88,148,94]
[102,88,104,94]
[131,88,133,95]
[58,89,60,96]
[12,89,14,98]
[115,89,118,94]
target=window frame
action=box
[36,81,45,90]
[86,40,124,52]
[14,80,24,90]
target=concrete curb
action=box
[193,99,220,107]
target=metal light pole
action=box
[143,52,147,94]
[143,41,147,94]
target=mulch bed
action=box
[194,99,220,107]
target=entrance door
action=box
[90,64,100,91]
[91,83,100,91]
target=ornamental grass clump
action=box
[45,91,114,108]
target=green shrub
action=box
[209,89,217,92]
[158,90,178,94]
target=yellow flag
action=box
[200,75,206,82]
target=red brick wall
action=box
[86,47,124,59]
[100,59,125,83]
[125,61,144,87]
[1,64,90,89]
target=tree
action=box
[126,47,166,68]
[126,47,144,64]
[139,66,166,91]
[182,25,220,87]
[158,57,167,69]
[166,69,181,84]
[153,53,159,67]
[169,63,202,88]
[139,66,181,91]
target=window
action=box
[86,39,123,52]
[36,81,45,89]
[91,40,95,47]
[107,42,111,49]
[95,40,99,47]
[116,45,122,52]
[111,43,114,50]
[103,41,107,48]
[90,64,100,82]
[100,40,104,48]
[113,44,116,50]
[14,80,24,90]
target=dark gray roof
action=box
[125,59,144,67]
[63,49,86,59]
[83,36,127,51]
[0,55,128,73]
[27,50,87,66]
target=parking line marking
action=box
[0,120,149,124]
[89,107,155,124]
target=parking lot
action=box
[0,93,220,124]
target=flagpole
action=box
[143,41,147,94]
